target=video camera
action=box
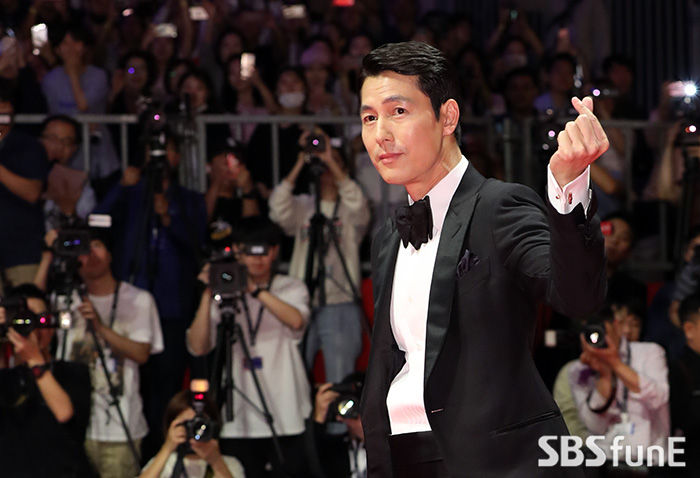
[181,379,218,442]
[327,378,363,421]
[0,296,60,338]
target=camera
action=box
[181,379,217,442]
[327,379,363,421]
[304,134,326,154]
[0,296,58,338]
[582,324,607,349]
[209,260,248,300]
[55,229,92,257]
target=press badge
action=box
[610,413,635,437]
[243,356,263,370]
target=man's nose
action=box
[375,118,393,146]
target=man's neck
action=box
[405,142,462,201]
[86,273,118,296]
[251,272,272,287]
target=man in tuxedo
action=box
[359,41,608,477]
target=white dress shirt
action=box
[386,156,591,435]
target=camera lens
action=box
[221,272,232,283]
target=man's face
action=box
[604,218,633,266]
[41,120,78,164]
[505,75,537,113]
[0,100,13,141]
[78,240,112,281]
[360,71,446,189]
[240,245,278,280]
[608,64,633,95]
[683,316,700,354]
[57,33,84,62]
[125,57,148,92]
[549,60,574,94]
[612,306,642,342]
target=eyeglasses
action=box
[41,134,76,147]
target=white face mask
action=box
[278,92,305,109]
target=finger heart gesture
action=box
[549,96,610,187]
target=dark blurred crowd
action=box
[1,0,700,477]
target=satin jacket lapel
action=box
[424,166,485,386]
[372,219,401,340]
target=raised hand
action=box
[549,96,610,187]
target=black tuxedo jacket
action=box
[361,165,606,477]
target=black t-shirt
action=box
[0,361,96,478]
[0,127,51,267]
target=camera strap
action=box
[242,275,275,347]
[618,340,632,415]
[108,281,121,329]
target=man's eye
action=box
[395,107,406,115]
[362,115,376,123]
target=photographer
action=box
[187,217,311,478]
[35,229,164,478]
[95,126,207,456]
[568,308,670,469]
[139,389,244,478]
[308,377,366,478]
[205,147,262,226]
[269,130,369,392]
[0,284,95,477]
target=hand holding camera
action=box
[579,321,619,377]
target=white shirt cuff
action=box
[547,165,591,215]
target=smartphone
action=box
[121,8,134,17]
[154,23,178,39]
[240,53,256,80]
[282,4,306,19]
[333,0,355,6]
[669,81,698,98]
[31,23,48,56]
[510,9,518,21]
[189,6,210,21]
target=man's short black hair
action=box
[502,66,538,91]
[679,294,700,325]
[360,41,462,143]
[603,55,635,75]
[40,114,82,145]
[7,283,48,306]
[545,52,577,73]
[235,216,283,246]
[51,22,94,48]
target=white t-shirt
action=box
[144,453,245,478]
[188,274,311,438]
[57,281,164,441]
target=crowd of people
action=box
[0,0,699,477]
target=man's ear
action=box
[439,99,460,137]
[683,321,695,340]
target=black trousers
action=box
[389,431,449,478]
[219,434,310,478]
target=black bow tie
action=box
[395,196,433,250]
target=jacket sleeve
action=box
[491,182,607,318]
[268,180,307,235]
[338,177,371,231]
[628,343,669,412]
